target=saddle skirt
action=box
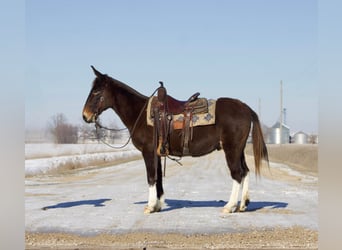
[147,96,216,129]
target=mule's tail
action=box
[251,110,269,176]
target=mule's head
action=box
[82,66,112,123]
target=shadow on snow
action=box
[41,198,287,212]
[134,199,288,212]
[41,198,111,210]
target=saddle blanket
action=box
[146,97,216,129]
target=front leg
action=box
[144,184,162,214]
[142,150,164,214]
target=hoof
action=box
[221,207,231,213]
[238,205,247,212]
[144,206,154,214]
[238,199,249,212]
[221,206,237,214]
[144,204,162,214]
[238,199,250,212]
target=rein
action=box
[95,122,131,149]
[94,86,161,149]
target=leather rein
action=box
[94,86,160,149]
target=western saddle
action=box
[151,82,208,156]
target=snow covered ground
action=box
[25,143,318,235]
[25,143,141,176]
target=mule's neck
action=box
[107,78,148,132]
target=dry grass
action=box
[245,144,318,175]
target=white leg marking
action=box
[159,194,165,206]
[222,180,241,213]
[239,173,250,212]
[148,184,157,207]
[144,184,160,214]
[148,184,157,208]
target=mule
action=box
[82,66,269,214]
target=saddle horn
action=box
[157,81,167,102]
[91,65,104,78]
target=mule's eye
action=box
[93,91,101,96]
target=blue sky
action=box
[25,0,318,133]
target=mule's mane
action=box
[103,75,148,100]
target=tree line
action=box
[47,113,122,144]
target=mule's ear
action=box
[91,65,104,78]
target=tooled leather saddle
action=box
[151,82,209,156]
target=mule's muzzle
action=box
[82,114,91,123]
[82,110,96,123]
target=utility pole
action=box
[258,98,261,121]
[280,80,283,144]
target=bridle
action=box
[93,86,161,149]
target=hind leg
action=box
[238,154,250,212]
[222,178,241,213]
[239,172,250,212]
[223,174,249,213]
[222,147,249,213]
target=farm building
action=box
[265,121,290,144]
[292,131,309,144]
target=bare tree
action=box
[78,123,97,143]
[75,115,125,144]
[48,113,79,144]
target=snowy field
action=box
[25,143,141,176]
[25,143,318,236]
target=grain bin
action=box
[293,131,309,144]
[266,121,290,144]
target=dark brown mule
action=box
[82,66,269,214]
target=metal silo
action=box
[268,122,290,144]
[293,131,308,144]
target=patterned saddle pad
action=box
[146,97,216,129]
